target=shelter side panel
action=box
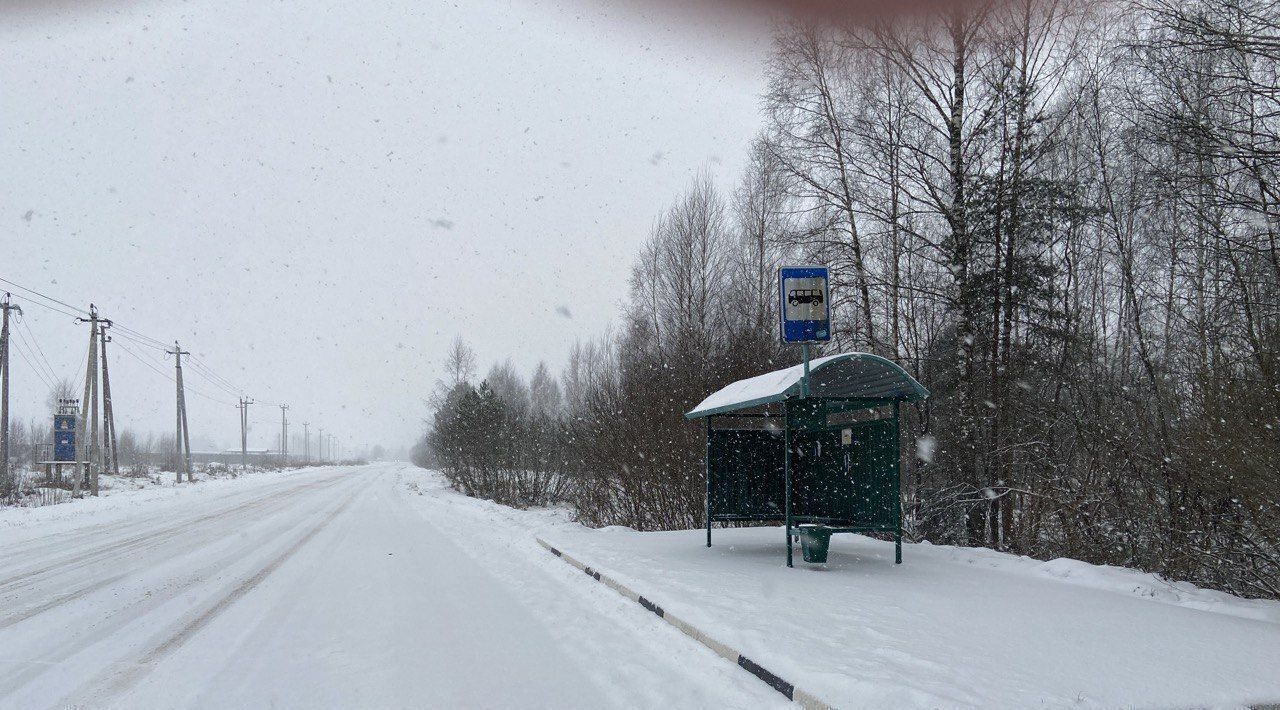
[708,429,785,519]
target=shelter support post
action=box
[705,417,711,548]
[784,404,793,568]
[894,401,902,565]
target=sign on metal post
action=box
[778,265,830,343]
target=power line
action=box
[10,333,54,391]
[111,332,170,369]
[0,277,89,317]
[0,275,270,409]
[112,337,238,407]
[92,318,258,400]
[12,318,58,386]
[18,315,60,384]
[110,322,170,351]
[168,378,239,408]
[189,356,244,394]
[0,277,173,358]
[111,336,175,382]
[185,355,245,397]
[111,332,245,405]
[3,290,85,321]
[109,328,168,352]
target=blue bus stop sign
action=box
[779,266,831,343]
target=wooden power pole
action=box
[0,294,22,494]
[302,422,310,465]
[167,342,192,483]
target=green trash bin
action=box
[797,526,833,563]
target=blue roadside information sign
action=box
[779,265,831,343]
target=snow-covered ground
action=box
[538,519,1280,709]
[0,463,783,709]
[2,463,1276,709]
[402,468,1280,708]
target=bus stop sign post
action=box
[778,265,831,566]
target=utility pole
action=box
[0,294,22,494]
[73,314,91,498]
[238,397,254,470]
[74,305,101,496]
[302,422,310,465]
[279,404,289,467]
[318,426,324,464]
[167,342,193,483]
[90,318,100,494]
[98,320,120,478]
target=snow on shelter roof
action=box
[685,352,929,419]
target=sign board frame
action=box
[778,265,831,343]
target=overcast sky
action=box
[0,0,769,455]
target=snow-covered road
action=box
[0,464,782,709]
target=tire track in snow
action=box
[0,478,335,631]
[0,572,131,631]
[64,478,364,707]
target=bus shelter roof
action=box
[685,352,929,419]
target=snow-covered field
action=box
[0,463,783,709]
[2,463,1276,709]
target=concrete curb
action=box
[535,537,835,710]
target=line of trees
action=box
[417,0,1279,600]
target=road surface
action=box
[0,464,780,709]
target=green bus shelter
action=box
[686,353,929,567]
